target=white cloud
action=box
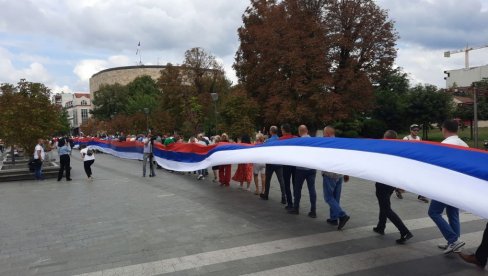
[50,84,73,94]
[0,47,51,84]
[73,55,131,82]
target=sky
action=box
[0,0,488,94]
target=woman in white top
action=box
[80,144,95,180]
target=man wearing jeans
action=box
[322,126,350,230]
[288,125,317,218]
[429,120,467,254]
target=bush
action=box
[341,130,359,138]
[361,119,388,138]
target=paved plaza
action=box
[0,152,486,276]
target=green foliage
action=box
[361,119,388,138]
[218,85,258,139]
[91,83,129,120]
[0,79,63,153]
[56,108,71,135]
[404,84,453,128]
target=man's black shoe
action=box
[373,227,385,235]
[281,198,287,205]
[288,209,299,215]
[308,212,317,218]
[260,194,268,200]
[284,205,294,210]
[326,219,338,225]
[67,178,72,181]
[338,215,350,230]
[396,232,413,244]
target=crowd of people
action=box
[27,119,486,269]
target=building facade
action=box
[445,64,488,88]
[53,92,92,134]
[89,65,168,98]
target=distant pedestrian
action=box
[142,133,155,177]
[396,124,429,203]
[322,126,350,230]
[253,133,266,195]
[218,133,232,187]
[260,126,286,202]
[33,139,45,180]
[80,144,95,180]
[289,125,317,218]
[373,130,413,244]
[211,135,221,183]
[232,134,253,191]
[57,138,72,181]
[279,123,297,210]
[429,119,467,254]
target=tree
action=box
[404,84,453,139]
[235,0,331,128]
[91,83,129,120]
[235,0,398,129]
[158,54,231,137]
[372,68,410,131]
[125,75,161,115]
[0,79,63,154]
[218,85,258,139]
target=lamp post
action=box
[210,92,218,134]
[143,108,149,133]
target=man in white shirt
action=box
[33,139,45,180]
[428,119,467,254]
[398,124,430,203]
[403,124,422,141]
[142,133,155,177]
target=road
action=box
[0,152,486,275]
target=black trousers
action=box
[476,222,488,268]
[58,154,70,180]
[375,182,409,235]
[264,164,285,198]
[283,165,296,207]
[84,160,95,177]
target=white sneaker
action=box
[197,174,204,180]
[437,243,448,250]
[443,240,465,254]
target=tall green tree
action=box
[91,83,129,120]
[372,68,410,131]
[404,84,453,139]
[218,85,258,139]
[0,79,63,154]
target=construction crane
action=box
[444,44,488,69]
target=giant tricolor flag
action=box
[75,137,488,219]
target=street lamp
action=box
[143,108,149,133]
[210,92,218,134]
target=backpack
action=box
[87,149,93,156]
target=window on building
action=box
[81,100,87,106]
[72,111,78,127]
[81,109,89,123]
